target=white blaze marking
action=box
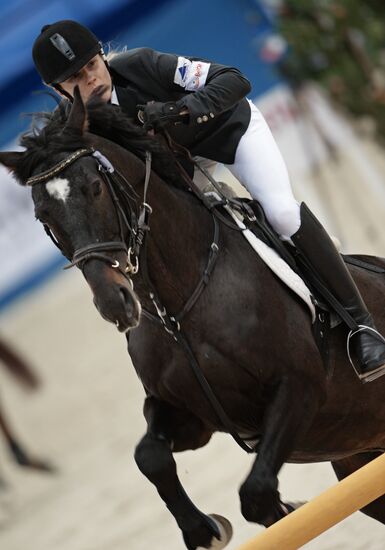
[46,177,71,202]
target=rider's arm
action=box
[158,51,252,124]
[115,47,251,124]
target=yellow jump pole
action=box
[237,452,385,550]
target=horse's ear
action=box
[64,85,88,134]
[0,151,23,174]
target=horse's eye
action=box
[92,180,102,197]
[35,208,50,223]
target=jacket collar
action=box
[111,87,119,105]
[114,85,138,116]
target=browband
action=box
[25,147,95,186]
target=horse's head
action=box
[0,87,144,332]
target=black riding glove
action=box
[137,101,189,131]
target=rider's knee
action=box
[264,202,301,239]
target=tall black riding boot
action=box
[291,203,385,383]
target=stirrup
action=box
[347,325,385,383]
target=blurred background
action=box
[1,1,385,549]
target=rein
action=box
[27,146,255,454]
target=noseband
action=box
[26,147,152,276]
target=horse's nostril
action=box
[119,286,132,305]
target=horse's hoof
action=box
[197,514,233,550]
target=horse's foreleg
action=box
[0,399,54,472]
[239,374,320,527]
[0,339,39,389]
[134,396,232,550]
[332,451,385,524]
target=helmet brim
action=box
[49,43,101,84]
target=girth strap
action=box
[174,216,220,323]
[174,331,255,453]
[140,211,254,453]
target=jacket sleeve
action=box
[137,48,252,127]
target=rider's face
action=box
[58,54,112,102]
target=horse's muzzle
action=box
[84,262,141,332]
[93,283,141,332]
[117,286,142,331]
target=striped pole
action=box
[238,452,385,550]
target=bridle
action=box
[26,145,255,453]
[26,147,152,278]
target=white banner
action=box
[255,83,329,175]
[0,147,61,310]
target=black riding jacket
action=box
[108,48,252,164]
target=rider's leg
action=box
[227,100,385,382]
[291,203,385,381]
[192,156,237,198]
[226,100,301,240]
[192,156,217,193]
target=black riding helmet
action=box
[32,20,104,85]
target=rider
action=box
[32,19,385,382]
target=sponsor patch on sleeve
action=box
[174,57,191,87]
[174,57,210,91]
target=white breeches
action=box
[193,100,301,239]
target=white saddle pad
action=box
[224,205,316,322]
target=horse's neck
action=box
[93,137,214,309]
[118,150,213,311]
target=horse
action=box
[1,86,385,549]
[0,337,54,472]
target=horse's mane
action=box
[15,93,191,188]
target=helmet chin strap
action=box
[52,83,73,102]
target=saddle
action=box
[203,186,385,367]
[167,152,385,368]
